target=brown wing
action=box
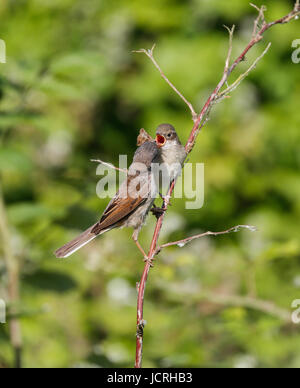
[91,174,148,234]
[92,138,157,235]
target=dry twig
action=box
[155,225,257,254]
[133,44,198,122]
[91,159,127,174]
[163,283,291,322]
[133,2,300,368]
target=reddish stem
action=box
[134,3,300,369]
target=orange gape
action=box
[156,134,166,147]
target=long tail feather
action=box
[55,223,106,258]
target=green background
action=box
[0,0,300,368]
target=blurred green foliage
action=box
[0,0,300,368]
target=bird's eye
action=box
[167,133,172,138]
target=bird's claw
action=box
[143,257,155,267]
[151,206,166,219]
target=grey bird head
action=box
[155,123,182,148]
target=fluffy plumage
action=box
[156,123,187,183]
[55,141,159,258]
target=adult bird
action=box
[55,124,186,260]
[55,139,160,259]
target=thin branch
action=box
[185,1,300,154]
[156,225,257,254]
[165,283,291,322]
[90,159,127,174]
[0,181,22,368]
[217,42,272,102]
[250,4,267,39]
[199,292,290,322]
[135,180,175,368]
[134,2,300,368]
[223,25,235,75]
[133,44,198,122]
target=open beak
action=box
[156,134,166,148]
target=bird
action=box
[55,139,160,260]
[55,124,186,260]
[155,123,187,185]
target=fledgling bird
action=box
[155,123,187,184]
[55,124,185,260]
[55,139,160,259]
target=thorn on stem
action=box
[136,320,147,337]
[154,246,162,256]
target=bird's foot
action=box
[151,206,166,219]
[143,257,155,267]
